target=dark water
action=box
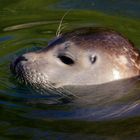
[0,0,140,139]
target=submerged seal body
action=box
[10,27,140,90]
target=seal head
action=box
[10,27,140,89]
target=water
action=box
[0,0,140,139]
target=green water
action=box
[0,0,140,139]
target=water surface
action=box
[0,0,140,139]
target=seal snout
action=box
[10,56,27,74]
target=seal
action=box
[10,27,140,90]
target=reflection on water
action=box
[0,0,140,139]
[52,0,140,18]
[0,36,13,43]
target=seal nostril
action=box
[14,56,27,67]
[10,56,28,74]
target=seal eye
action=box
[90,55,97,64]
[58,55,74,65]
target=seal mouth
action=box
[10,56,27,75]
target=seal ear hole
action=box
[58,55,74,65]
[90,55,97,64]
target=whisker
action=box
[56,10,71,37]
